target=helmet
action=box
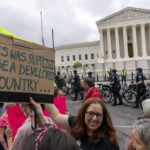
[112,69,117,73]
[73,70,77,74]
[136,68,142,72]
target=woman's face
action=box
[85,103,103,134]
[129,129,146,150]
[81,80,88,90]
[19,103,33,116]
[57,90,63,97]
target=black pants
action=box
[74,89,84,100]
[113,90,122,104]
[121,76,126,85]
[74,89,79,100]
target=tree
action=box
[73,61,82,68]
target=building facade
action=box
[55,7,150,80]
[55,41,100,77]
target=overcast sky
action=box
[0,0,150,47]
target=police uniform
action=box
[110,70,122,106]
[133,69,146,108]
[120,69,127,85]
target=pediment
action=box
[97,7,150,24]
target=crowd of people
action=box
[0,68,150,150]
[0,97,148,150]
[55,67,147,109]
[55,70,102,102]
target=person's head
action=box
[57,71,60,75]
[73,70,77,75]
[19,103,33,117]
[88,71,92,77]
[142,99,150,118]
[112,69,117,74]
[128,119,150,150]
[71,98,117,144]
[54,88,63,97]
[136,68,142,73]
[81,78,94,90]
[23,127,80,150]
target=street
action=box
[66,99,143,150]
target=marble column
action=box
[115,27,120,59]
[132,25,138,57]
[107,28,112,59]
[100,29,104,58]
[123,26,128,58]
[141,24,147,57]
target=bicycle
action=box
[122,82,137,107]
[139,83,150,109]
[98,84,113,103]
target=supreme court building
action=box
[55,7,150,80]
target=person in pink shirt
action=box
[0,111,13,150]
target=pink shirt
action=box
[0,112,9,127]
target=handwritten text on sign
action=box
[0,45,55,94]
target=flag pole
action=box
[40,11,45,46]
[52,28,54,50]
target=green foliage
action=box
[73,61,82,68]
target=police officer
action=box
[120,69,127,85]
[55,71,63,89]
[110,69,123,106]
[87,71,95,85]
[133,68,146,108]
[72,70,83,101]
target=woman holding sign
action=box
[30,97,119,150]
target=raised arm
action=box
[5,126,13,150]
[45,103,70,131]
[30,98,70,132]
[0,127,8,150]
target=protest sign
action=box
[53,96,66,114]
[0,33,55,102]
[44,96,67,116]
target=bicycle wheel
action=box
[103,90,113,103]
[123,90,136,106]
[139,94,150,109]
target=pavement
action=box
[66,99,143,150]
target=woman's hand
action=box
[29,97,47,127]
[0,127,8,150]
[5,126,12,138]
[5,126,13,149]
[29,97,43,116]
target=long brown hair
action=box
[71,98,118,145]
[23,128,80,150]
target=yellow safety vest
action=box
[120,70,126,76]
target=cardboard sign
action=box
[7,105,27,138]
[0,33,55,102]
